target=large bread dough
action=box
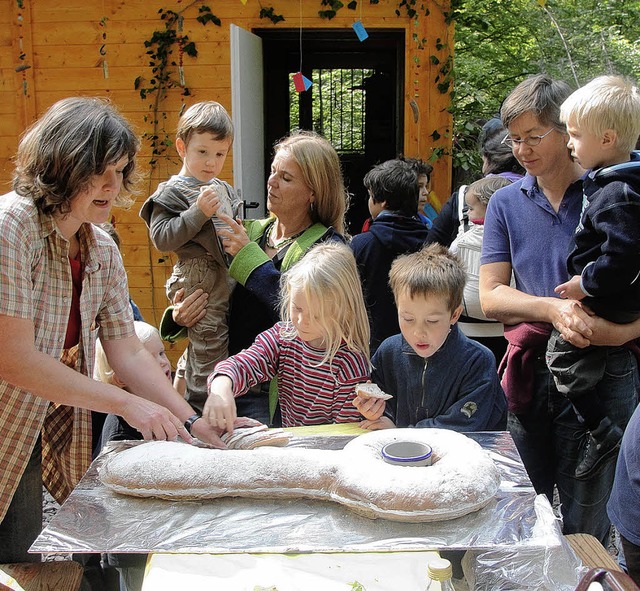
[99,428,501,522]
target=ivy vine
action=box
[134,1,452,166]
[134,3,220,167]
[259,7,285,24]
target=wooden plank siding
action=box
[0,0,453,365]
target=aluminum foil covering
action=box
[31,431,541,555]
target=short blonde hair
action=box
[176,101,234,146]
[274,131,349,236]
[390,243,466,313]
[94,322,163,387]
[279,242,370,366]
[560,75,640,154]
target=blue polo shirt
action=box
[481,174,583,297]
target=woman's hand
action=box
[120,395,193,443]
[203,375,238,435]
[557,307,640,348]
[546,297,595,347]
[217,213,250,257]
[172,288,208,328]
[548,298,596,348]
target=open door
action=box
[230,24,266,219]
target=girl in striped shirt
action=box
[205,242,373,431]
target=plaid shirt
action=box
[0,191,135,521]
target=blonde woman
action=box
[205,242,372,431]
[161,130,350,424]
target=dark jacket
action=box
[373,325,507,431]
[351,211,428,353]
[425,189,461,247]
[568,152,640,323]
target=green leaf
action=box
[183,41,197,57]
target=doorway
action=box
[257,29,405,234]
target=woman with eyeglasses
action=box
[479,74,639,546]
[426,117,524,248]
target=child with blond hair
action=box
[96,322,173,449]
[546,75,640,479]
[94,321,174,591]
[354,243,507,432]
[205,242,372,431]
[140,101,241,413]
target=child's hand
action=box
[360,416,395,431]
[554,275,585,301]
[204,375,237,435]
[353,393,386,421]
[196,186,221,218]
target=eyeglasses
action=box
[501,128,557,148]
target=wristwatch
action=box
[184,413,202,434]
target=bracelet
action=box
[184,413,202,435]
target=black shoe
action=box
[575,420,623,479]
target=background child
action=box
[351,159,429,353]
[546,75,640,479]
[205,242,372,431]
[94,320,173,591]
[140,101,241,413]
[403,156,436,227]
[354,243,507,432]
[449,175,512,364]
[96,322,173,448]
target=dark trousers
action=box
[0,439,43,563]
[547,328,610,429]
[621,534,640,586]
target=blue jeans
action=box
[0,439,43,563]
[508,346,638,545]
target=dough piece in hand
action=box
[221,425,291,450]
[356,383,393,401]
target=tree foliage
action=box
[451,0,640,182]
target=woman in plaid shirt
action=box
[0,97,224,564]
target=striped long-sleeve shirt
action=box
[212,322,369,427]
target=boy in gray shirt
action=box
[140,101,241,412]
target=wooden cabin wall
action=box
[0,0,453,365]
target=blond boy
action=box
[546,75,640,479]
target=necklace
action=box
[265,222,309,250]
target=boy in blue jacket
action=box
[355,243,507,432]
[545,75,640,479]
